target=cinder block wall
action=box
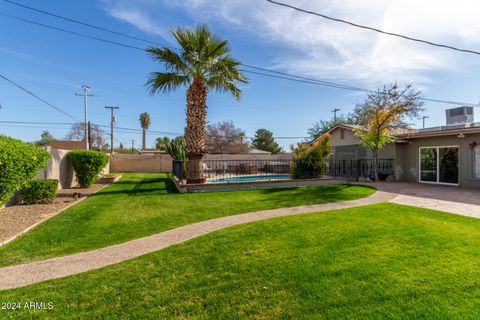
[110,154,173,172]
[110,153,293,173]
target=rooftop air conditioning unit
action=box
[446,106,474,125]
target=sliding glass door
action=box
[419,147,458,185]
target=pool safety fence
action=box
[173,159,291,184]
[172,158,395,184]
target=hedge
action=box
[0,135,50,207]
[68,150,109,188]
[291,134,332,179]
[20,179,58,204]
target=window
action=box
[473,147,480,179]
[340,128,345,140]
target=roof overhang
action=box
[397,127,480,139]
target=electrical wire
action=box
[0,73,81,121]
[0,120,308,139]
[0,13,145,51]
[1,10,479,107]
[266,0,480,57]
[2,0,173,48]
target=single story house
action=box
[323,106,480,188]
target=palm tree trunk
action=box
[142,128,146,150]
[186,75,207,183]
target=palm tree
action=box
[139,112,151,150]
[145,25,248,183]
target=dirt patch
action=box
[0,181,111,244]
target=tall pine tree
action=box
[251,129,282,154]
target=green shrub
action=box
[68,150,109,187]
[0,135,50,207]
[291,134,332,179]
[20,179,58,204]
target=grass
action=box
[0,173,374,266]
[2,203,480,319]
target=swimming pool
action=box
[208,174,291,183]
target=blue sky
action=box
[2,0,480,150]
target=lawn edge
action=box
[0,182,114,248]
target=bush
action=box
[0,135,50,207]
[20,179,58,204]
[291,134,332,179]
[68,150,109,188]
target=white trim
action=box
[418,146,459,186]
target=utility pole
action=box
[331,108,341,123]
[418,115,429,128]
[88,121,92,149]
[105,105,119,154]
[75,84,95,150]
[131,139,135,154]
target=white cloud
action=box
[101,0,480,88]
[100,1,171,41]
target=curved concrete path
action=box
[0,190,395,290]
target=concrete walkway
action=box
[0,190,395,290]
[1,183,480,291]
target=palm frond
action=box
[145,72,190,95]
[145,47,188,73]
[139,112,151,129]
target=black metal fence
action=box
[172,159,292,183]
[327,159,395,180]
[172,158,395,183]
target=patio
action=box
[359,181,480,217]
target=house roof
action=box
[47,140,85,150]
[249,148,271,154]
[326,123,363,134]
[396,122,480,139]
[322,122,480,142]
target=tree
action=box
[65,123,107,150]
[139,112,151,150]
[145,25,248,183]
[353,83,424,181]
[205,121,249,154]
[35,130,55,146]
[251,129,282,154]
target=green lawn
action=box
[0,173,374,267]
[2,203,480,319]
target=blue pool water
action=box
[208,174,290,183]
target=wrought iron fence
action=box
[172,158,395,184]
[172,159,292,183]
[327,159,395,180]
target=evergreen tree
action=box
[251,129,282,154]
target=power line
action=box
[2,7,479,108]
[0,73,80,121]
[0,13,146,51]
[0,120,74,125]
[242,70,479,107]
[2,0,173,48]
[0,120,309,139]
[266,0,480,57]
